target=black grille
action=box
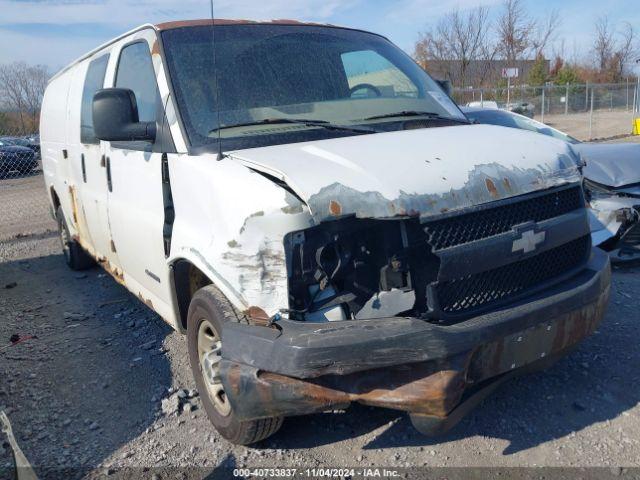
[424,186,583,251]
[434,236,591,315]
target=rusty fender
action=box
[220,248,611,423]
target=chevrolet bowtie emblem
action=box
[512,230,546,254]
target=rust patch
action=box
[68,186,79,225]
[503,177,513,193]
[155,19,338,31]
[96,256,125,286]
[225,356,470,420]
[329,200,342,216]
[151,40,160,56]
[485,178,499,198]
[244,306,272,327]
[137,293,154,309]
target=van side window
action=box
[80,54,109,144]
[115,42,160,123]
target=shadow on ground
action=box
[0,253,174,479]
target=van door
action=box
[104,35,174,317]
[76,53,121,269]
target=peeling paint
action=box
[137,292,154,309]
[230,125,582,223]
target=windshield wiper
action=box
[363,111,470,123]
[209,118,378,135]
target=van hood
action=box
[229,124,581,223]
[573,142,640,188]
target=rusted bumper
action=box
[219,248,611,428]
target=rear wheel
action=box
[186,284,283,445]
[56,206,95,270]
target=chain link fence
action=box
[0,128,55,241]
[453,82,639,141]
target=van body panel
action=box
[167,152,314,317]
[228,124,582,224]
[40,21,611,440]
[40,68,73,221]
[100,28,179,327]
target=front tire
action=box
[56,206,95,270]
[186,285,283,445]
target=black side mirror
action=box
[435,79,453,97]
[93,88,156,142]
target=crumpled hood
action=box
[573,142,640,188]
[229,124,581,223]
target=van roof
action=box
[155,19,341,30]
[49,20,384,83]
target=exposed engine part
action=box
[284,216,440,321]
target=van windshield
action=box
[161,24,466,151]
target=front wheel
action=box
[186,285,283,445]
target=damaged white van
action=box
[41,20,611,445]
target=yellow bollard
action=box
[634,118,640,135]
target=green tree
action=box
[528,56,548,86]
[554,66,581,85]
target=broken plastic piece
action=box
[1,411,38,480]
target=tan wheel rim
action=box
[197,319,231,416]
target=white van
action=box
[41,20,611,445]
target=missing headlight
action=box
[283,216,440,321]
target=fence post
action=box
[565,84,569,115]
[541,87,545,124]
[585,81,589,112]
[589,89,594,140]
[627,78,630,111]
[480,89,484,107]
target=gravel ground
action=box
[1,228,640,479]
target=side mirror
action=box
[92,88,156,142]
[435,79,453,97]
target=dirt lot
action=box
[544,109,637,142]
[1,136,640,479]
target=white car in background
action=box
[463,106,640,263]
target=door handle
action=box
[105,156,112,192]
[81,154,87,183]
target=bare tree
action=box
[496,0,536,62]
[593,16,615,71]
[531,9,561,59]
[592,17,638,80]
[615,22,637,78]
[414,6,496,87]
[0,62,49,134]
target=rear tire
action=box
[56,206,95,271]
[186,284,283,445]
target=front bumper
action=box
[219,248,611,429]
